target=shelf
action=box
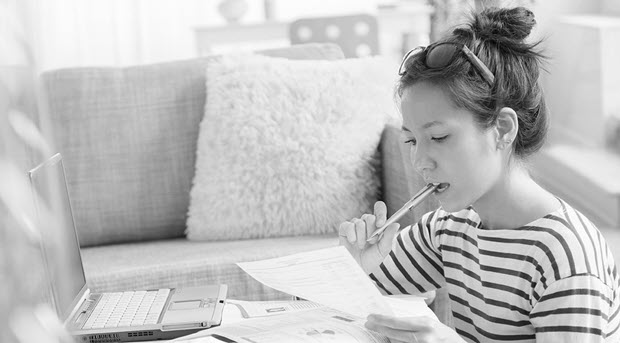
[193,4,433,60]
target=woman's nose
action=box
[411,145,435,176]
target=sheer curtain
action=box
[30,0,229,71]
[28,0,380,71]
[31,0,141,70]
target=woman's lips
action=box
[435,182,450,193]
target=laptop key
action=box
[82,289,169,329]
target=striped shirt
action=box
[369,199,620,342]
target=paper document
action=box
[227,299,323,318]
[236,246,393,318]
[175,297,436,343]
[174,245,439,343]
[175,307,389,343]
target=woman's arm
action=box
[530,274,617,342]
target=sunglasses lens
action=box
[399,47,424,75]
[425,44,460,69]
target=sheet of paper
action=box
[236,246,393,318]
[226,299,324,318]
[174,307,389,343]
[174,298,438,343]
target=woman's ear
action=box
[495,107,518,150]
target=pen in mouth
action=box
[434,182,450,193]
[366,182,450,242]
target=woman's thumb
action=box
[377,223,400,256]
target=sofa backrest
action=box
[41,43,345,247]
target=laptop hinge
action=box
[64,287,90,327]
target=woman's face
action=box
[400,82,503,212]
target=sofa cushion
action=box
[80,235,339,301]
[186,54,397,241]
[41,43,344,247]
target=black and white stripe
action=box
[369,199,620,342]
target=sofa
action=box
[40,43,450,322]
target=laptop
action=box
[28,153,228,343]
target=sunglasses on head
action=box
[399,42,495,86]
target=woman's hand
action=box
[338,201,400,274]
[365,314,466,343]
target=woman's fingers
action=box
[353,218,367,249]
[365,321,420,343]
[339,201,391,250]
[368,314,432,331]
[365,315,434,343]
[338,221,356,245]
[339,218,371,248]
[374,201,388,227]
[366,315,464,343]
[362,213,376,237]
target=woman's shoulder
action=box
[529,198,618,285]
[539,198,601,247]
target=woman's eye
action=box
[432,135,448,142]
[404,138,416,146]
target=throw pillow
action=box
[186,53,398,241]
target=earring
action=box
[498,139,511,150]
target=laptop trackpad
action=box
[161,286,225,328]
[169,300,202,310]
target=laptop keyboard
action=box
[83,289,170,329]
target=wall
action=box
[528,0,620,147]
[603,0,620,14]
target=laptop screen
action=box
[28,154,87,321]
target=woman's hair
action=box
[398,7,548,158]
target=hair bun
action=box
[473,7,536,41]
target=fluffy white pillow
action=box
[186,53,398,241]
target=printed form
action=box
[237,246,391,318]
[177,307,389,343]
[238,246,408,319]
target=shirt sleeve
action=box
[530,274,615,342]
[368,210,445,295]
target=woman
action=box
[339,7,620,343]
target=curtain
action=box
[28,0,228,71]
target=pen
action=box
[366,182,448,242]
